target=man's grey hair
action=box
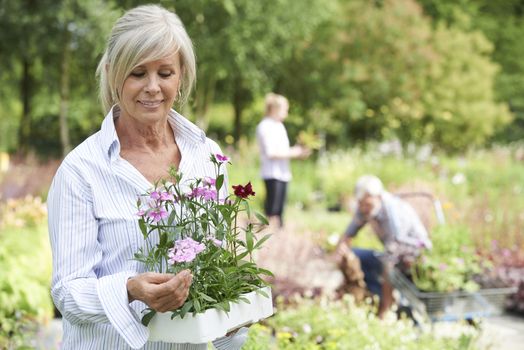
[354,175,384,201]
[96,4,196,112]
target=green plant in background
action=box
[411,225,485,293]
[0,196,53,349]
[135,154,272,323]
[243,295,480,349]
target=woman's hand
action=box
[127,270,193,312]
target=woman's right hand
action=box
[126,270,193,312]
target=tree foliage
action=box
[0,0,517,155]
[278,0,511,152]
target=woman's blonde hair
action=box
[96,5,196,113]
[264,93,288,116]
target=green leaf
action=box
[194,298,201,313]
[254,234,272,250]
[246,230,254,251]
[216,174,224,192]
[199,293,217,303]
[256,289,269,298]
[167,209,177,226]
[236,251,249,260]
[138,219,148,239]
[159,232,167,246]
[179,300,193,319]
[254,212,269,225]
[141,309,157,326]
[237,297,251,304]
[219,301,230,312]
[257,268,274,277]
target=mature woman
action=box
[48,5,245,349]
[255,93,310,228]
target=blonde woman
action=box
[256,93,310,228]
[48,5,246,349]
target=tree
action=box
[278,0,511,152]
[170,0,331,144]
[418,0,524,142]
[0,0,118,157]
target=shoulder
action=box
[257,117,274,131]
[202,137,223,155]
[54,132,104,183]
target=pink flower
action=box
[147,207,168,222]
[168,238,206,264]
[203,177,216,188]
[150,191,161,201]
[190,187,217,201]
[439,263,448,271]
[136,209,146,217]
[160,191,174,201]
[207,235,224,248]
[215,153,230,163]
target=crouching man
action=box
[336,175,432,318]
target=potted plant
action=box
[134,154,274,343]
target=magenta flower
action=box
[207,235,224,248]
[160,191,174,201]
[148,207,168,222]
[190,187,217,201]
[136,209,146,217]
[203,177,216,187]
[150,191,161,201]
[215,153,229,163]
[168,237,206,264]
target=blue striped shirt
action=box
[48,107,244,350]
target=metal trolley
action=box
[389,192,518,322]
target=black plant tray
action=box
[390,268,518,322]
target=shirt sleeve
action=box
[48,163,149,349]
[212,327,249,350]
[344,212,365,238]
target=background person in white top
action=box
[48,5,245,349]
[256,93,310,228]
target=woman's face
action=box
[278,102,289,121]
[119,52,182,124]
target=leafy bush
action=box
[0,222,53,348]
[243,295,480,349]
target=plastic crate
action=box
[390,268,518,322]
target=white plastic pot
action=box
[148,287,273,344]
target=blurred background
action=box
[1,0,524,349]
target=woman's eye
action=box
[130,71,145,78]
[159,71,173,78]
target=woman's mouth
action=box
[138,100,163,108]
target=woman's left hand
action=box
[127,270,193,312]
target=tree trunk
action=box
[59,26,72,156]
[18,58,32,156]
[194,75,216,131]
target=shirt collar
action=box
[99,105,206,162]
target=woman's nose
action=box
[145,76,160,94]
